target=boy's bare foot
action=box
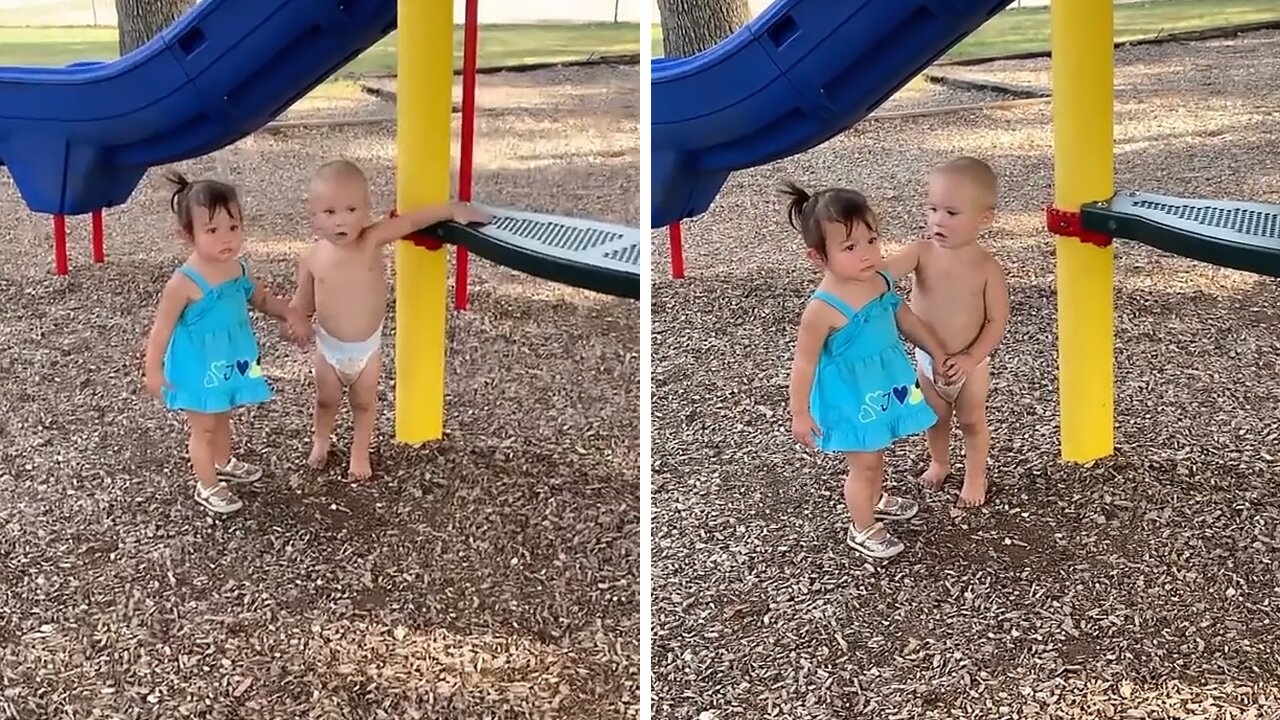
[956,475,987,508]
[918,461,949,490]
[347,452,372,481]
[307,444,329,469]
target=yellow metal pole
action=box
[395,0,453,442]
[1052,0,1114,461]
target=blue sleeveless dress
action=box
[809,271,937,452]
[162,260,273,414]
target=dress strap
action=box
[875,269,894,292]
[177,265,214,295]
[811,289,858,321]
[238,258,249,277]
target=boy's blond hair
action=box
[935,156,998,210]
[314,158,368,184]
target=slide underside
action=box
[650,0,1014,228]
[0,0,395,215]
[1083,191,1280,278]
[428,206,641,299]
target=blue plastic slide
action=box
[0,0,395,215]
[650,0,1014,228]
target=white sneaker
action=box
[216,457,263,485]
[195,481,243,514]
[846,522,904,559]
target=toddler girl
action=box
[784,182,956,560]
[143,172,310,514]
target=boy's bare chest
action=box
[916,256,986,303]
[312,246,387,292]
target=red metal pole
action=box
[668,221,685,279]
[91,210,105,263]
[455,0,479,311]
[53,214,68,276]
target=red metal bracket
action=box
[389,208,442,250]
[1045,204,1112,248]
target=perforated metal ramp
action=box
[1081,191,1280,277]
[427,206,640,299]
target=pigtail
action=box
[162,172,240,237]
[780,181,813,232]
[165,171,192,216]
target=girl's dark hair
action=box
[165,171,241,235]
[781,181,877,258]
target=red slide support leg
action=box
[53,214,69,276]
[91,210,105,264]
[455,0,479,311]
[669,221,685,279]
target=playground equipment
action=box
[651,0,1280,462]
[0,0,639,445]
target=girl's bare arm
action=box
[247,270,294,320]
[788,302,835,418]
[143,276,190,377]
[289,248,318,318]
[895,303,949,365]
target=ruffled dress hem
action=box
[815,407,937,454]
[164,383,274,414]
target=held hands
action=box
[791,412,822,449]
[451,202,492,226]
[280,307,313,347]
[938,352,977,385]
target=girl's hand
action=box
[144,368,171,399]
[791,412,821,448]
[284,308,313,346]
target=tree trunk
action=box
[656,0,751,58]
[116,0,196,56]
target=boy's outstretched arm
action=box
[363,202,492,247]
[881,239,924,280]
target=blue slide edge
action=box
[651,0,1014,228]
[0,0,396,215]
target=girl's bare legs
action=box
[187,411,243,513]
[917,369,953,490]
[186,411,223,491]
[844,451,886,532]
[211,413,233,468]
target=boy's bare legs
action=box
[917,369,953,490]
[346,349,381,481]
[309,351,343,469]
[954,362,992,508]
[844,451,885,533]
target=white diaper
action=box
[915,347,987,404]
[315,322,382,386]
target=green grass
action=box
[0,22,641,72]
[652,0,1280,59]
